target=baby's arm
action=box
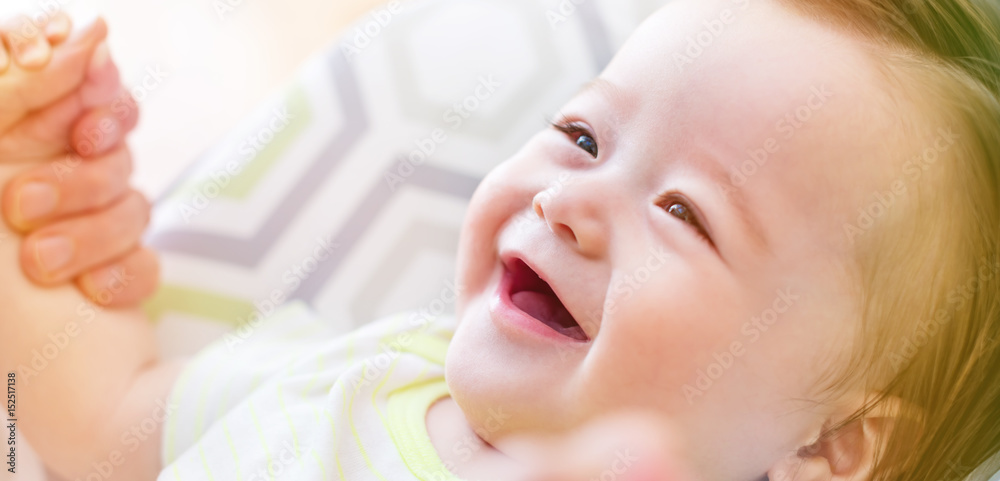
[0,24,180,481]
[0,173,181,479]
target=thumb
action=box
[0,41,125,162]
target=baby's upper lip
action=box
[499,249,596,340]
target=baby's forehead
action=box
[613,2,882,119]
[594,0,924,251]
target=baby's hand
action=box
[0,13,159,307]
[513,412,694,481]
[0,11,73,72]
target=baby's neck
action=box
[426,396,519,479]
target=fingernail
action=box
[35,236,74,273]
[16,39,49,67]
[46,15,72,42]
[88,43,110,74]
[72,13,101,38]
[17,182,59,222]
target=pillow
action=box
[144,0,670,354]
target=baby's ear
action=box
[766,397,910,481]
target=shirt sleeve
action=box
[160,301,342,467]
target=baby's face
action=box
[447,1,906,479]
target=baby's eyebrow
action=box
[577,78,768,253]
[576,77,632,109]
[695,151,770,253]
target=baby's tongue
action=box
[510,291,587,341]
[512,290,559,321]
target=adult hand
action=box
[0,14,160,307]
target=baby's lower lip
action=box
[489,261,589,344]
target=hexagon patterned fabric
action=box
[145,0,671,353]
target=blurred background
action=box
[0,0,388,198]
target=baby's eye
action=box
[551,119,599,158]
[575,134,598,157]
[659,195,713,244]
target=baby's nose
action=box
[531,178,609,258]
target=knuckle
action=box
[112,148,133,180]
[133,250,161,293]
[79,165,119,206]
[75,154,133,208]
[128,190,150,210]
[123,150,135,177]
[20,232,64,285]
[17,238,37,278]
[121,190,151,229]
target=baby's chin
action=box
[445,316,591,445]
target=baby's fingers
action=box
[2,15,53,70]
[3,145,132,231]
[19,189,150,285]
[45,12,72,45]
[77,246,160,307]
[0,11,71,71]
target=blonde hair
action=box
[777,1,1000,481]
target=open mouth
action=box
[504,258,588,341]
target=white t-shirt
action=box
[159,302,462,481]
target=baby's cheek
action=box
[584,277,750,411]
[455,183,506,306]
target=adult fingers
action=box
[77,246,160,307]
[3,145,133,231]
[0,76,128,163]
[19,189,150,285]
[71,98,141,158]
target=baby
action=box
[2,1,999,481]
